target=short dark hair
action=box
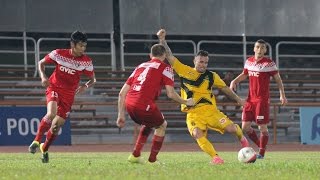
[71,31,87,44]
[256,39,266,44]
[151,44,166,57]
[196,50,209,57]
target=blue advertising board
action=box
[0,107,71,145]
[300,107,320,144]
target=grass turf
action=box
[1,152,319,180]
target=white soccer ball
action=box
[238,147,257,163]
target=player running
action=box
[28,31,96,163]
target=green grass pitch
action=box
[1,152,319,179]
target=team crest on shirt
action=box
[191,122,196,126]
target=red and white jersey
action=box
[125,58,174,109]
[45,49,94,93]
[243,56,278,102]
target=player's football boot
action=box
[40,143,49,163]
[147,160,165,165]
[211,156,224,165]
[128,154,145,164]
[28,141,39,154]
[256,154,264,159]
[240,136,249,148]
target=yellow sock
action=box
[234,124,244,140]
[196,136,217,158]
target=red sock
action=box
[132,126,152,157]
[34,117,52,142]
[148,135,165,162]
[246,128,260,147]
[42,130,57,152]
[259,132,269,156]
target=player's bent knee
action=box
[46,113,56,121]
[242,123,251,132]
[51,124,60,134]
[258,125,268,133]
[156,120,167,130]
[225,124,237,133]
[192,128,204,139]
[261,130,269,136]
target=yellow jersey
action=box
[172,57,227,112]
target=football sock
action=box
[34,116,52,142]
[196,136,217,158]
[42,129,57,152]
[148,135,165,162]
[259,132,269,156]
[246,128,260,147]
[234,124,244,140]
[132,126,152,157]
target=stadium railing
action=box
[0,36,37,77]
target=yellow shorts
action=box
[186,105,234,135]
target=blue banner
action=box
[0,107,71,145]
[300,107,320,144]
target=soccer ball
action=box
[238,147,257,163]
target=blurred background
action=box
[0,0,319,146]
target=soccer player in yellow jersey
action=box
[157,29,249,165]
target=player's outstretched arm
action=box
[157,29,176,65]
[117,83,130,128]
[273,73,288,105]
[230,73,247,92]
[165,85,194,106]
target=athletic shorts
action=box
[242,101,270,125]
[186,105,234,135]
[46,87,75,119]
[126,103,164,128]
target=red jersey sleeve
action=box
[83,70,94,77]
[125,68,137,86]
[267,61,279,76]
[81,57,94,77]
[44,50,57,64]
[161,66,174,86]
[243,68,248,75]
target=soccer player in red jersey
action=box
[28,31,96,163]
[230,39,288,159]
[117,44,194,164]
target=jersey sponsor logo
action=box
[248,71,259,77]
[59,66,76,75]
